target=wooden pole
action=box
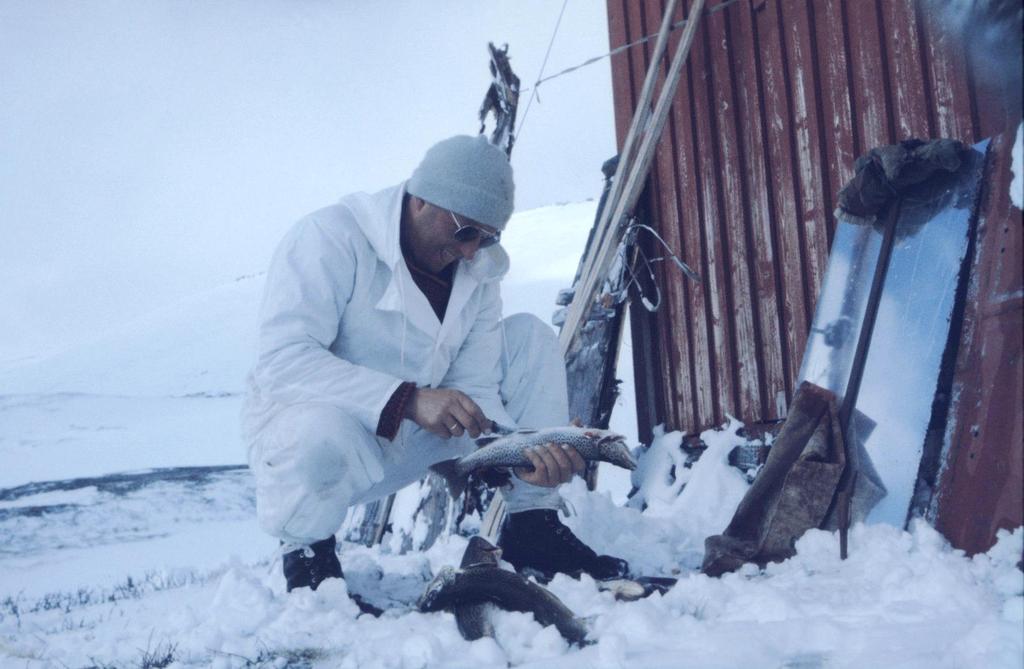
[559,0,707,357]
[569,0,683,330]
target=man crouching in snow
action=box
[242,135,629,594]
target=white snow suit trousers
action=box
[249,313,569,545]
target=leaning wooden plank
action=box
[560,0,707,356]
[480,492,506,543]
[565,162,632,489]
[574,0,708,313]
[576,0,683,310]
[570,0,700,318]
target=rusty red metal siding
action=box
[932,129,1023,554]
[606,0,1021,551]
[607,0,1015,435]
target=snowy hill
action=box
[0,275,262,398]
[0,201,595,399]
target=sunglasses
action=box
[449,211,501,248]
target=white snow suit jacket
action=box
[241,182,516,452]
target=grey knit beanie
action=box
[407,135,515,230]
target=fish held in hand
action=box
[458,426,636,476]
[430,426,636,498]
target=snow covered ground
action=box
[1,202,1021,668]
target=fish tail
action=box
[429,460,468,499]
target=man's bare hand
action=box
[514,442,587,487]
[405,387,490,439]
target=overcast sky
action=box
[0,1,617,363]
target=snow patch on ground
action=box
[3,512,1020,668]
[614,417,752,569]
[629,425,688,511]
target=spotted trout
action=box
[430,426,636,498]
[418,537,591,647]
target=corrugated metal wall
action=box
[607,0,1019,439]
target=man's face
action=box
[407,198,500,273]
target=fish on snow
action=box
[417,536,591,647]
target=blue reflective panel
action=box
[798,223,883,400]
[852,141,987,525]
[798,139,988,527]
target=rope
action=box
[522,0,744,93]
[516,0,570,142]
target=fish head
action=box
[417,566,459,612]
[597,434,637,470]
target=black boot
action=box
[281,536,385,616]
[282,535,343,592]
[497,509,630,582]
